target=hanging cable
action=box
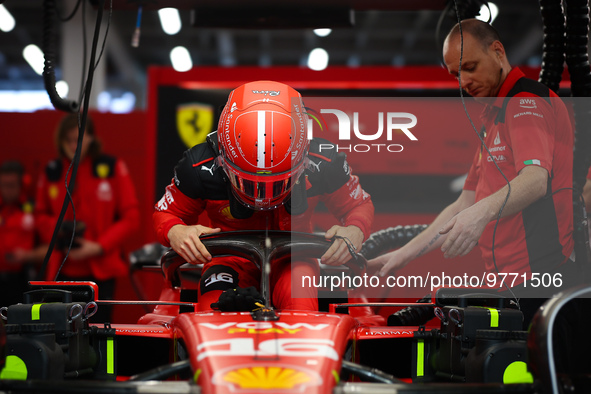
[450,1,518,306]
[56,0,82,22]
[435,0,486,65]
[38,0,107,280]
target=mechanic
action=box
[0,161,44,306]
[153,81,376,314]
[35,114,140,320]
[370,19,576,326]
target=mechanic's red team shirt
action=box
[464,68,574,279]
[35,156,140,280]
[0,201,36,273]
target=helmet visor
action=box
[219,156,306,210]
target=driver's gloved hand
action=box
[210,286,265,311]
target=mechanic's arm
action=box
[582,177,591,213]
[371,188,476,276]
[440,165,548,258]
[321,174,374,266]
[153,184,220,265]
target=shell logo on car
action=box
[213,365,322,392]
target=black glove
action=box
[210,286,265,312]
[57,220,86,250]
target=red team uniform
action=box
[464,68,574,281]
[153,81,374,311]
[35,155,140,281]
[0,202,35,274]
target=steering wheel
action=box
[161,230,367,289]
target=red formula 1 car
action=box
[0,230,588,393]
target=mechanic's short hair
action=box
[447,18,502,52]
[0,160,24,178]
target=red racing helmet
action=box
[217,81,309,210]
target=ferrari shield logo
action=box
[176,103,214,148]
[96,163,110,178]
[49,185,59,200]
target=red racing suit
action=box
[35,155,140,281]
[0,200,36,273]
[153,137,374,311]
[464,68,574,282]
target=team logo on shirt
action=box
[201,163,216,176]
[21,213,34,231]
[97,181,113,201]
[488,131,506,160]
[343,159,351,175]
[49,185,59,200]
[220,205,235,220]
[156,189,175,211]
[96,163,110,179]
[493,132,501,145]
[519,98,537,109]
[307,159,321,173]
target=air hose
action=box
[43,0,79,113]
[359,224,428,260]
[565,0,591,187]
[565,0,591,272]
[341,360,405,384]
[538,0,566,93]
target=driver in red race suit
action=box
[153,81,377,316]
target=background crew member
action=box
[0,161,43,306]
[35,114,140,321]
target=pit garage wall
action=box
[0,65,547,320]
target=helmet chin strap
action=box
[227,180,307,218]
[228,183,255,219]
[284,175,308,216]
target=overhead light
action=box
[313,28,332,37]
[0,91,53,112]
[111,92,136,113]
[97,91,111,112]
[158,8,182,35]
[170,46,192,72]
[97,91,136,113]
[0,5,15,33]
[23,44,45,75]
[307,48,329,71]
[477,2,498,24]
[56,80,69,98]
